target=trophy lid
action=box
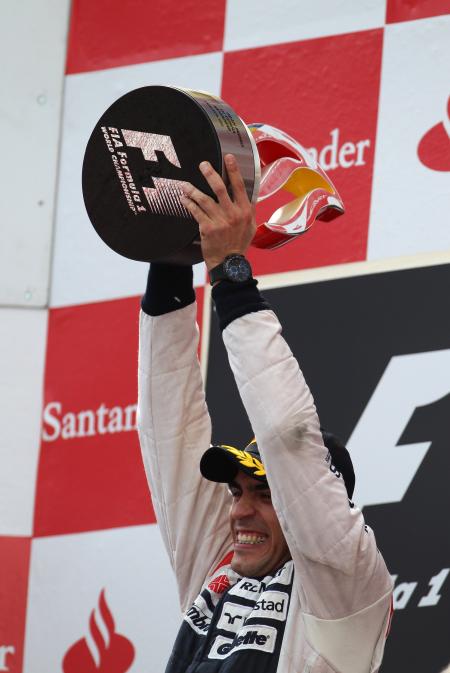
[82,85,224,264]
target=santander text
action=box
[42,401,137,442]
[306,128,370,170]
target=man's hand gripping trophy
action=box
[180,155,256,273]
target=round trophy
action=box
[82,85,344,264]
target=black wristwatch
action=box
[209,254,253,285]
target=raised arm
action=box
[137,264,231,611]
[182,156,393,670]
[219,302,392,671]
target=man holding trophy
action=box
[137,156,392,672]
[83,87,393,672]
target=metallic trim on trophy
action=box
[180,88,261,206]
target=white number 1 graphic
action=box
[121,129,181,167]
[347,349,450,508]
[121,129,192,218]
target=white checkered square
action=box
[368,15,450,260]
[51,52,221,307]
[224,0,386,52]
[23,525,180,673]
[0,309,47,535]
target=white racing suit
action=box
[137,299,393,673]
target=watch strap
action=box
[209,261,228,285]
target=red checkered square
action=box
[222,30,383,276]
[34,296,151,536]
[66,0,226,74]
[224,0,385,51]
[34,291,205,536]
[386,0,450,23]
[0,537,31,673]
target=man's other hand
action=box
[180,154,256,271]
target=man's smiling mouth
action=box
[235,531,267,545]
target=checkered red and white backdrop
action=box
[0,1,449,672]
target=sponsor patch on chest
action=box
[251,590,289,621]
[184,596,213,635]
[217,601,253,633]
[228,578,265,601]
[208,625,277,659]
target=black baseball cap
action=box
[200,431,355,499]
[200,439,267,484]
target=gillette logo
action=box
[209,626,277,659]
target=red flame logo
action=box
[417,95,450,172]
[63,589,135,673]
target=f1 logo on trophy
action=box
[82,86,344,264]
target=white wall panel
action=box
[368,16,450,261]
[0,0,71,307]
[24,525,181,672]
[0,308,47,535]
[224,0,386,52]
[50,52,222,308]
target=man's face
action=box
[229,471,291,578]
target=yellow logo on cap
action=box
[224,446,266,477]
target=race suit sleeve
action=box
[213,280,393,672]
[137,265,232,612]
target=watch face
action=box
[224,256,252,282]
